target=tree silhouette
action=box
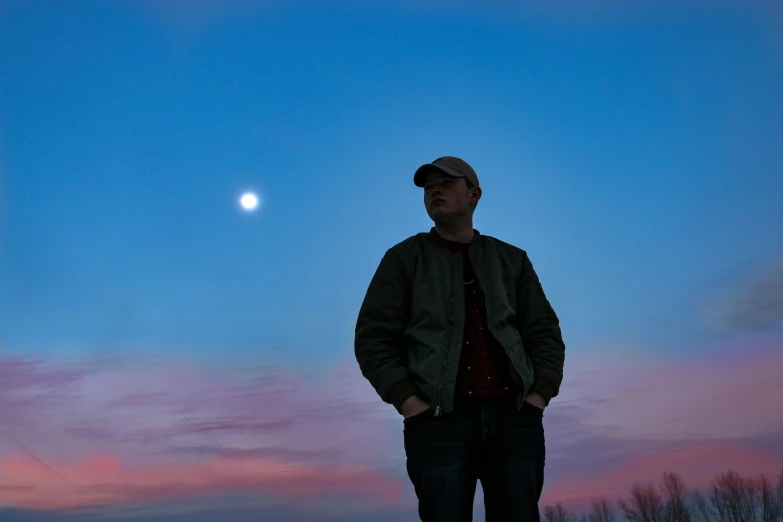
[590,497,616,522]
[618,482,665,522]
[691,490,713,522]
[756,473,779,522]
[544,502,571,522]
[711,470,761,522]
[540,468,783,522]
[776,470,783,520]
[660,472,691,522]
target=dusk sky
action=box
[1,0,782,520]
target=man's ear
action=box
[469,188,481,209]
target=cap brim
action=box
[413,164,464,187]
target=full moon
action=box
[239,192,259,211]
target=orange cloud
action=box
[0,452,404,511]
[543,442,782,508]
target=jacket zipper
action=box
[434,253,455,417]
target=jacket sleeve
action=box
[355,248,418,414]
[516,251,565,405]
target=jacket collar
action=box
[428,227,482,248]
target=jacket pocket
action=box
[403,408,434,424]
[520,400,544,417]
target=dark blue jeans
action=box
[403,395,545,522]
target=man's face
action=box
[423,172,479,223]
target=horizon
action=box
[1,0,782,520]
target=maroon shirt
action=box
[446,240,517,400]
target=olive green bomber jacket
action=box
[354,228,565,416]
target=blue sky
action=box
[0,1,781,519]
[2,1,779,365]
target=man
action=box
[354,156,565,522]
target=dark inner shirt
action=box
[445,240,517,400]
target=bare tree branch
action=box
[542,468,783,522]
[774,470,783,522]
[589,497,616,522]
[660,471,692,522]
[690,490,715,522]
[543,502,572,522]
[753,474,778,522]
[711,470,760,522]
[619,482,665,522]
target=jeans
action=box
[403,395,545,522]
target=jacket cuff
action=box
[530,379,556,406]
[388,379,419,414]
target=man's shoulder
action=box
[383,232,529,256]
[480,234,527,256]
[386,233,429,256]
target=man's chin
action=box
[430,209,457,219]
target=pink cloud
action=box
[1,341,781,514]
[0,353,398,466]
[555,345,783,442]
[0,452,403,511]
[543,442,782,508]
[0,352,405,515]
[538,343,783,506]
[0,353,407,512]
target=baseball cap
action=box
[413,156,480,188]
